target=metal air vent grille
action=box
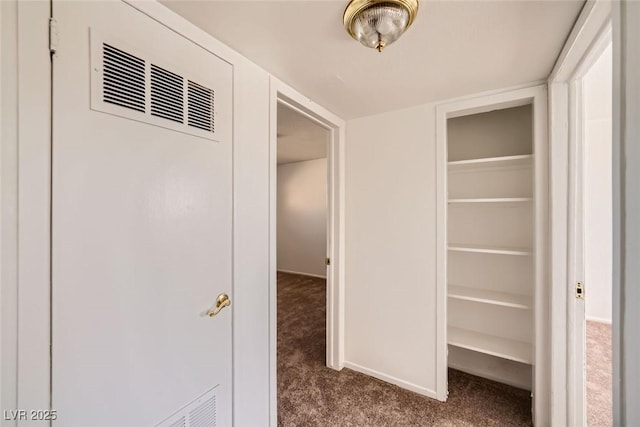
[188,395,216,427]
[187,81,215,133]
[151,64,184,124]
[102,43,146,113]
[155,387,218,427]
[167,417,186,427]
[92,32,225,142]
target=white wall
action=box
[232,58,271,426]
[448,105,532,161]
[345,103,437,395]
[584,44,613,323]
[277,159,327,278]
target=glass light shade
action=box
[353,4,409,51]
[343,0,418,52]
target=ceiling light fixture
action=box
[343,0,419,52]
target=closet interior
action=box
[446,104,534,390]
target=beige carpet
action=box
[277,272,532,426]
[587,320,612,427]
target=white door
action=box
[52,2,233,426]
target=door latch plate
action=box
[576,282,584,299]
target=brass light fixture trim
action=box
[343,0,419,52]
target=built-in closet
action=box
[446,104,534,390]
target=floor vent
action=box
[156,387,217,427]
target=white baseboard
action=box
[277,269,326,279]
[586,316,612,324]
[342,361,438,400]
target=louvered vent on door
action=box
[188,81,215,133]
[92,33,224,141]
[151,64,184,124]
[155,387,217,427]
[102,43,146,113]
[188,395,216,427]
[167,418,186,427]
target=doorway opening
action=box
[274,100,333,424]
[276,103,329,282]
[268,82,346,424]
[445,104,535,422]
[580,41,614,427]
[435,85,548,420]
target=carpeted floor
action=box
[277,272,532,426]
[587,320,612,426]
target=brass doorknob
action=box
[207,293,231,317]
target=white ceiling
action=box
[162,0,584,119]
[277,103,328,164]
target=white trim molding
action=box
[0,0,53,419]
[549,1,612,83]
[435,85,549,421]
[1,0,20,420]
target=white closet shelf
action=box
[448,244,532,256]
[448,154,533,171]
[448,285,532,310]
[448,326,533,364]
[448,197,532,204]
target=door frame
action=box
[1,0,52,416]
[567,28,612,427]
[268,76,346,425]
[547,1,612,425]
